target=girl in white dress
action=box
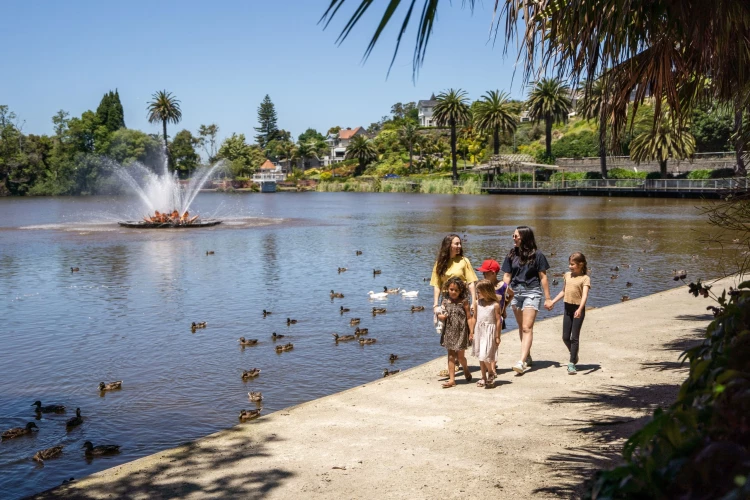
[472,280,503,388]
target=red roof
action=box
[338,127,363,140]
[260,159,276,170]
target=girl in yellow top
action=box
[430,234,478,316]
[547,252,591,374]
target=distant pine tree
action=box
[96,90,125,132]
[254,94,279,151]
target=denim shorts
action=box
[511,286,543,311]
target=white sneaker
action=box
[512,360,528,374]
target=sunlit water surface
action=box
[0,193,742,498]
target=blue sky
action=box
[1,1,526,143]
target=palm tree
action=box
[630,107,696,179]
[577,79,609,178]
[526,78,572,158]
[398,122,419,170]
[345,135,378,176]
[474,90,517,155]
[433,89,472,181]
[147,90,182,168]
[296,142,318,170]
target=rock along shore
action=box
[35,276,740,500]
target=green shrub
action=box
[711,168,736,178]
[608,168,647,179]
[646,171,662,179]
[534,151,557,165]
[551,130,599,158]
[420,179,455,194]
[688,169,712,179]
[460,178,482,194]
[588,282,750,499]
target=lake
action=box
[0,192,738,499]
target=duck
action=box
[98,381,122,392]
[551,279,559,286]
[372,307,387,315]
[239,409,262,421]
[354,327,369,336]
[383,369,401,377]
[373,269,382,275]
[248,392,263,403]
[355,250,363,256]
[368,291,389,300]
[589,236,596,240]
[622,263,631,268]
[621,295,630,302]
[206,251,215,255]
[286,318,297,325]
[340,306,350,314]
[610,266,620,271]
[262,309,272,317]
[332,333,356,342]
[241,368,261,379]
[359,338,377,345]
[70,267,79,272]
[272,332,285,340]
[83,441,120,457]
[239,337,258,346]
[673,269,687,281]
[282,342,294,351]
[622,235,634,240]
[349,318,361,326]
[274,345,284,353]
[32,401,65,413]
[66,408,83,429]
[400,290,419,298]
[733,238,741,243]
[626,282,633,288]
[389,354,399,361]
[2,422,38,440]
[191,321,207,329]
[410,306,425,312]
[33,445,64,463]
[337,267,347,273]
[610,274,619,280]
[384,286,400,294]
[330,290,344,299]
[637,267,644,272]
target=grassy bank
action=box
[315,177,483,195]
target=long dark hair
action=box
[435,234,462,277]
[507,225,538,265]
[443,276,468,302]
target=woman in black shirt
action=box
[501,226,552,374]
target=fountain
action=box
[116,149,225,229]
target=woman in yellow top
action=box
[430,234,478,316]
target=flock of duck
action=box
[1,383,124,466]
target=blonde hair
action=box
[569,252,588,275]
[476,279,498,303]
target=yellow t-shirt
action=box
[563,272,591,305]
[430,256,479,290]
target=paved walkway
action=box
[38,276,739,499]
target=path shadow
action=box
[548,382,680,412]
[576,363,601,375]
[528,360,562,371]
[32,422,294,499]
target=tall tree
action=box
[577,79,609,178]
[254,94,279,151]
[146,90,182,168]
[433,88,472,181]
[345,135,378,176]
[474,90,517,155]
[298,128,325,144]
[630,106,696,179]
[217,133,265,178]
[96,90,125,132]
[170,129,201,176]
[398,122,419,170]
[197,124,220,163]
[527,78,572,158]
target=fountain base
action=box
[118,220,221,229]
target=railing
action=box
[483,178,749,192]
[252,172,286,183]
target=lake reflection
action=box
[0,193,741,499]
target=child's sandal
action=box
[476,379,485,387]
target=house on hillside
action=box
[324,126,365,166]
[418,94,438,127]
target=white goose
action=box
[400,290,419,298]
[368,290,389,300]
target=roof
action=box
[260,159,276,170]
[338,127,363,140]
[418,100,438,108]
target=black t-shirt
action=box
[501,251,550,289]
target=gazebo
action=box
[472,154,565,188]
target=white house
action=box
[417,94,438,127]
[324,126,365,166]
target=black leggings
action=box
[562,302,585,363]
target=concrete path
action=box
[38,276,740,499]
